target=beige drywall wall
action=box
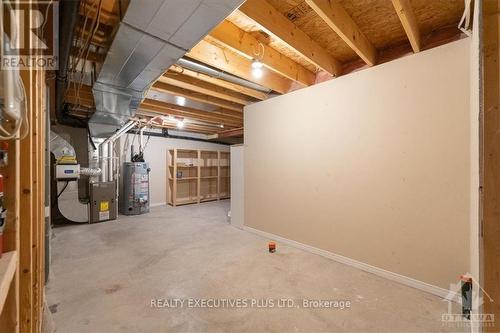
[244,39,471,289]
[230,144,244,228]
[119,135,229,206]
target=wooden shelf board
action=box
[176,149,198,152]
[170,165,197,168]
[169,177,198,181]
[175,198,199,205]
[201,176,218,179]
[0,251,17,315]
[200,198,218,202]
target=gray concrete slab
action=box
[46,201,464,333]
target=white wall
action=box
[230,144,244,228]
[119,135,229,206]
[244,39,472,290]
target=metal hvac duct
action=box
[177,58,272,93]
[88,0,245,138]
[50,131,92,223]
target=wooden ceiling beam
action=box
[187,39,292,94]
[238,0,342,76]
[144,119,227,134]
[133,117,219,134]
[151,81,244,112]
[159,72,255,106]
[213,127,244,138]
[391,0,421,53]
[79,2,120,27]
[342,25,462,74]
[170,65,269,101]
[208,20,316,86]
[140,100,243,127]
[305,0,377,66]
[64,84,243,127]
[65,96,244,128]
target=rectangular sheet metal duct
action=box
[89,0,244,138]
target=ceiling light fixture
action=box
[176,96,186,106]
[251,59,263,79]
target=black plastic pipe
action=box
[56,0,85,127]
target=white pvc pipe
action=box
[100,143,108,182]
[107,141,114,182]
[99,120,136,182]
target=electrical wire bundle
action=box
[66,0,103,110]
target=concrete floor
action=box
[46,201,462,333]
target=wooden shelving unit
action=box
[168,149,231,206]
[200,151,219,202]
[168,149,199,206]
[219,151,231,199]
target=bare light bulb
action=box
[252,59,264,78]
[252,67,263,79]
[251,59,263,69]
[176,96,186,106]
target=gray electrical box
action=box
[89,181,117,223]
[121,162,150,215]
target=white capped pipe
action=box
[100,143,108,182]
[107,141,114,182]
[99,120,136,182]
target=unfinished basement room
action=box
[0,0,499,332]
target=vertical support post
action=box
[483,0,500,328]
[173,149,177,207]
[19,67,34,333]
[217,151,221,200]
[197,150,201,203]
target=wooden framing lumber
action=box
[391,0,421,52]
[305,0,377,66]
[159,72,255,105]
[64,84,243,129]
[152,81,244,112]
[187,39,293,94]
[238,0,342,76]
[139,100,243,127]
[208,20,316,86]
[483,0,500,328]
[170,65,269,101]
[212,127,244,138]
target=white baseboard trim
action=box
[150,202,166,207]
[243,226,459,302]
